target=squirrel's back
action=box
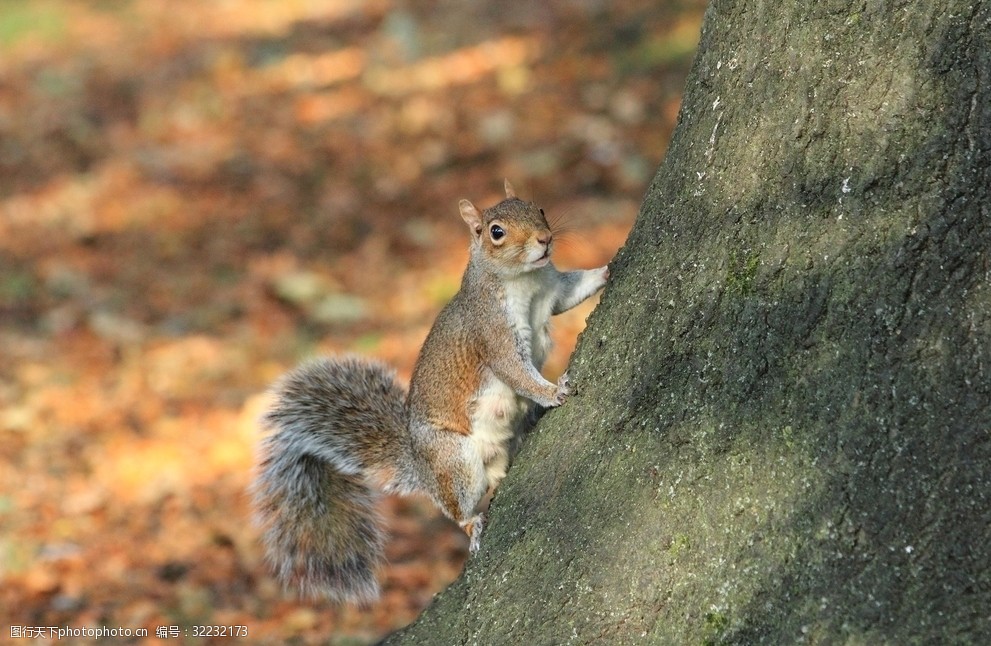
[407,281,489,436]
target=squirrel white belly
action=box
[252,180,610,603]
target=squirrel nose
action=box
[537,233,553,246]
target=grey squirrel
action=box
[252,181,610,604]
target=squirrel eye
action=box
[489,224,505,241]
[539,208,545,216]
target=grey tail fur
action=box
[251,357,411,604]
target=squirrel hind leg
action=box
[425,438,489,551]
[254,454,386,605]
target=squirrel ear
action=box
[504,179,517,199]
[459,199,483,235]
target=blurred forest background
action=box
[0,0,704,643]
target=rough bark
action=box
[389,0,991,643]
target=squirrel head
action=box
[459,180,553,275]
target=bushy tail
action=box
[251,357,410,604]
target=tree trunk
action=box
[389,0,991,643]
